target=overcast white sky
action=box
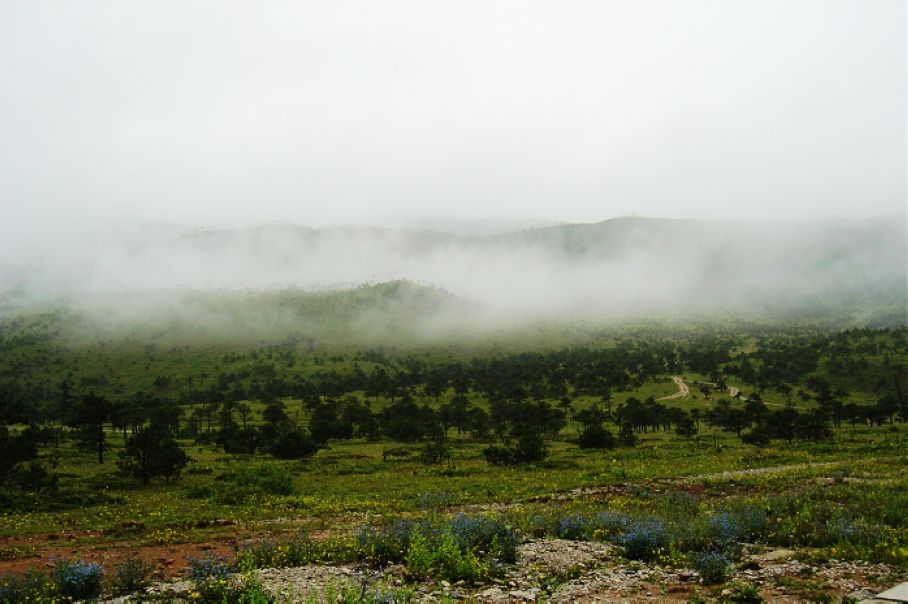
[0,0,904,254]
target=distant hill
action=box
[0,216,904,326]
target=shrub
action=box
[579,424,616,449]
[447,514,517,563]
[188,556,235,602]
[590,511,631,543]
[188,555,233,582]
[404,532,433,581]
[53,560,103,600]
[741,425,772,447]
[420,442,450,465]
[182,483,214,499]
[269,428,319,459]
[619,424,638,447]
[356,519,425,566]
[702,512,744,553]
[664,490,699,511]
[483,425,548,465]
[826,516,858,544]
[432,532,489,584]
[725,582,764,603]
[556,515,588,540]
[690,551,730,584]
[215,464,294,504]
[622,519,670,561]
[111,556,152,595]
[416,492,452,510]
[482,445,515,466]
[734,505,769,541]
[0,570,55,602]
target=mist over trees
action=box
[1,217,904,334]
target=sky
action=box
[0,0,904,258]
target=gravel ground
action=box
[119,539,906,603]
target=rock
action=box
[753,548,796,562]
[875,582,908,602]
[508,589,538,600]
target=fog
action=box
[0,1,904,337]
[1,217,904,340]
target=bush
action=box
[556,515,588,540]
[420,442,451,465]
[690,551,730,584]
[483,425,548,465]
[269,428,320,459]
[53,560,103,600]
[431,532,489,584]
[741,425,772,447]
[188,556,235,602]
[579,424,616,449]
[0,570,55,602]
[590,511,631,542]
[110,556,152,595]
[239,531,328,568]
[182,483,214,499]
[619,424,638,447]
[417,492,452,510]
[447,514,517,563]
[726,582,764,603]
[701,512,744,553]
[734,505,769,541]
[826,515,859,544]
[622,519,670,561]
[481,445,515,466]
[215,464,295,504]
[356,519,426,566]
[404,532,433,581]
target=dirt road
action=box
[657,375,690,400]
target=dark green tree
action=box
[117,425,190,485]
[71,393,112,464]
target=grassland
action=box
[0,301,906,602]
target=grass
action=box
[3,423,905,540]
[1,317,906,601]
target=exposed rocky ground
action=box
[125,539,906,603]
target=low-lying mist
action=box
[1,216,904,345]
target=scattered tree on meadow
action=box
[117,424,189,485]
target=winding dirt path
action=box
[657,376,690,401]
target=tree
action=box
[235,402,252,429]
[118,425,189,485]
[71,393,112,464]
[875,393,900,425]
[675,414,698,438]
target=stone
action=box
[754,548,796,561]
[875,582,908,602]
[508,589,538,600]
